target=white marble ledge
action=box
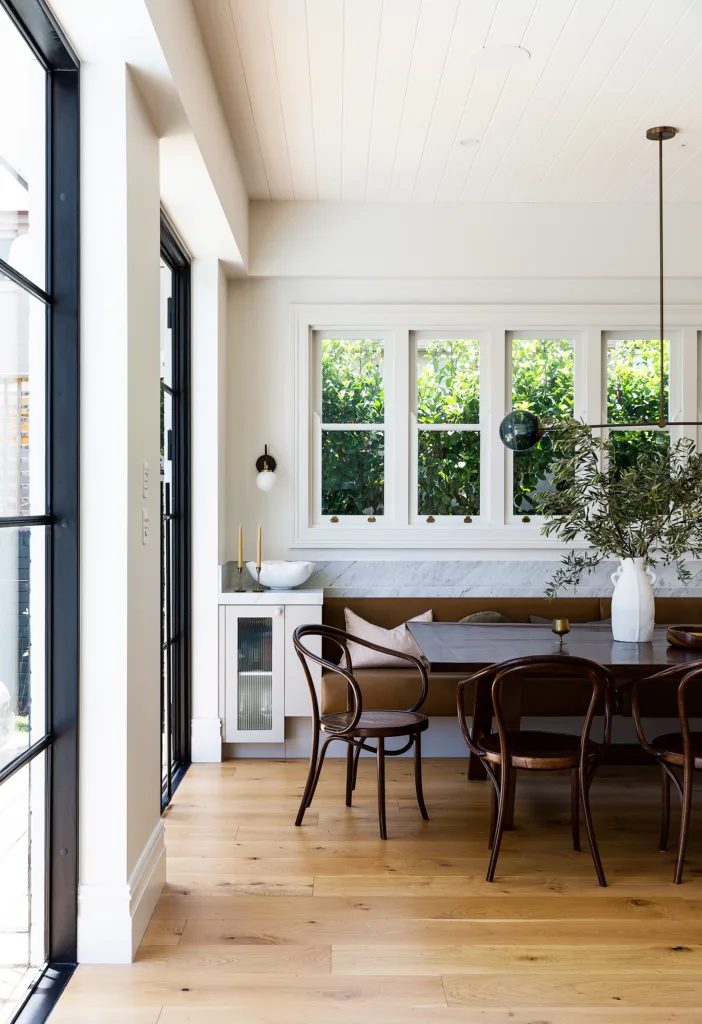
[296,560,702,599]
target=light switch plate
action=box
[142,507,151,545]
[142,461,149,499]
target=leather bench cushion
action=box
[322,669,604,717]
[322,597,601,664]
[600,597,702,623]
[322,669,471,717]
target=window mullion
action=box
[388,328,409,527]
[484,328,505,527]
[583,328,602,436]
[676,327,697,447]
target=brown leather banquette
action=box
[321,597,702,717]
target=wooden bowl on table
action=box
[666,626,702,649]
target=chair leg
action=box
[352,742,361,791]
[659,764,671,853]
[414,732,429,821]
[305,735,334,810]
[488,777,498,850]
[486,760,511,882]
[580,760,607,887]
[377,737,387,840]
[674,763,694,884]
[296,727,320,826]
[571,767,581,852]
[345,742,354,807]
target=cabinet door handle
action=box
[273,607,283,617]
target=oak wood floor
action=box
[54,759,702,1023]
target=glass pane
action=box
[610,429,670,475]
[0,755,46,1024]
[321,338,384,424]
[238,617,272,732]
[418,430,480,515]
[322,430,384,516]
[160,261,173,390]
[0,5,46,289]
[607,338,669,424]
[0,527,45,775]
[416,339,480,424]
[512,338,574,515]
[0,280,45,516]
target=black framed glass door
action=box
[0,1,79,1021]
[160,216,191,810]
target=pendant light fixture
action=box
[499,125,701,450]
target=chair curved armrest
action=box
[293,626,364,734]
[316,623,429,713]
[456,666,495,758]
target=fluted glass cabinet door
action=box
[224,606,285,742]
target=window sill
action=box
[292,523,578,550]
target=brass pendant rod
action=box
[658,134,665,428]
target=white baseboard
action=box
[77,819,166,963]
[191,717,223,762]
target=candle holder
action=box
[253,563,265,592]
[552,618,570,649]
[235,565,246,592]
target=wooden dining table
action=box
[406,621,702,828]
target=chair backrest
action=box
[457,654,614,761]
[293,623,429,735]
[632,660,702,764]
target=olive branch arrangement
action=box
[531,421,702,599]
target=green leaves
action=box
[533,421,702,597]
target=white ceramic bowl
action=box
[246,560,315,590]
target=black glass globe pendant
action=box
[499,410,543,451]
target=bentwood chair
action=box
[631,661,702,883]
[457,655,614,886]
[293,623,429,839]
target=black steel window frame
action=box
[0,1,79,1021]
[160,213,191,810]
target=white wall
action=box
[250,200,702,279]
[191,258,228,761]
[78,63,163,964]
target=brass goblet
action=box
[552,617,570,649]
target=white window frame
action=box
[506,331,582,526]
[411,331,486,529]
[291,304,702,550]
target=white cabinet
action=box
[223,605,285,742]
[283,604,322,716]
[219,590,323,744]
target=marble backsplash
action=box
[224,559,702,598]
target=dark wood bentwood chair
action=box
[293,624,429,839]
[631,661,702,884]
[457,655,614,886]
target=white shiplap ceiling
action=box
[192,0,702,202]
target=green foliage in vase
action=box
[532,420,702,599]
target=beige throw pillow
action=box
[343,607,433,669]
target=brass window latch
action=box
[330,516,339,523]
[367,516,376,523]
[426,515,435,523]
[464,516,472,523]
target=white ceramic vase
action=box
[610,557,656,643]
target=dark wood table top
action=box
[406,622,702,678]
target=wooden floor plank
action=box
[54,759,702,1022]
